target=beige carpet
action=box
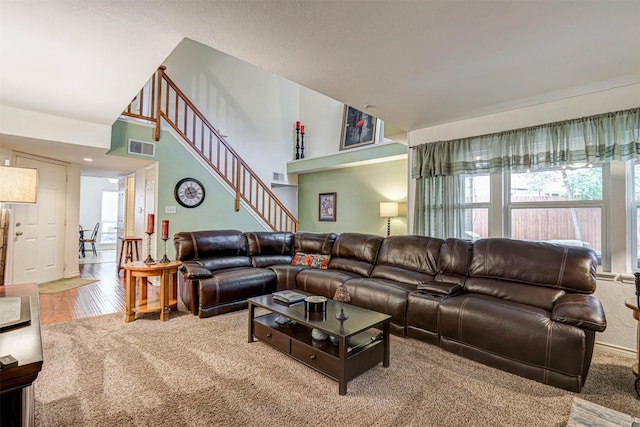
[35,310,639,426]
[38,277,98,294]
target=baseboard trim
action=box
[594,341,636,358]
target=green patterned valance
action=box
[412,107,640,178]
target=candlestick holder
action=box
[300,131,305,159]
[160,237,170,263]
[144,231,156,264]
[295,128,300,160]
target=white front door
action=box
[12,156,67,284]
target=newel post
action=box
[154,65,166,142]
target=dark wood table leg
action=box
[339,336,348,395]
[383,321,390,368]
[248,302,255,343]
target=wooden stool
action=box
[118,236,142,274]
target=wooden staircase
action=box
[122,66,298,232]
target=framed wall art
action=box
[318,192,337,222]
[339,105,377,150]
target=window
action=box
[412,107,638,272]
[631,161,640,271]
[461,174,490,240]
[100,191,118,244]
[507,166,605,266]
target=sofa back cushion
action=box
[435,238,473,286]
[245,232,294,267]
[468,237,597,294]
[464,277,565,310]
[328,233,383,277]
[370,235,443,285]
[293,232,337,255]
[174,230,251,271]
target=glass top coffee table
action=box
[248,292,391,395]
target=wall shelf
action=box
[287,142,407,175]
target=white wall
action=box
[65,164,81,278]
[409,83,640,145]
[79,176,119,251]
[407,83,640,353]
[0,105,112,149]
[162,39,302,190]
[298,86,344,159]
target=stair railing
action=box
[123,66,298,232]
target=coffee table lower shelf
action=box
[248,298,390,395]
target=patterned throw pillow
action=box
[291,252,331,269]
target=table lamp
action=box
[0,165,38,286]
[379,202,399,237]
[0,165,38,204]
[333,284,351,320]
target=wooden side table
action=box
[117,236,142,274]
[124,260,182,322]
[624,297,640,398]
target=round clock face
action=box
[174,178,205,208]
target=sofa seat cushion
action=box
[296,268,362,299]
[268,264,309,290]
[439,294,589,378]
[198,267,276,317]
[344,278,413,336]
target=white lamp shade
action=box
[0,165,38,203]
[379,202,399,218]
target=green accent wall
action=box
[297,159,408,236]
[110,120,265,257]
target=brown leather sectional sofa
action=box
[174,230,607,392]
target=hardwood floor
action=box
[39,252,127,325]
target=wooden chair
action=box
[81,222,100,257]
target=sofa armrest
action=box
[416,281,463,296]
[551,294,607,332]
[180,261,213,280]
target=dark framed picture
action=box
[318,192,337,222]
[339,105,377,150]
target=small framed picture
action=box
[339,105,377,150]
[318,192,337,222]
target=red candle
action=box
[162,220,169,240]
[301,125,305,133]
[146,213,155,234]
[295,121,300,130]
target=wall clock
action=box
[174,178,205,208]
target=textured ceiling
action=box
[1,1,639,146]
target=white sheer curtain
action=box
[413,175,467,239]
[412,107,640,237]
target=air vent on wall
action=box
[128,139,155,157]
[273,172,285,182]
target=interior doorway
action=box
[79,176,119,265]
